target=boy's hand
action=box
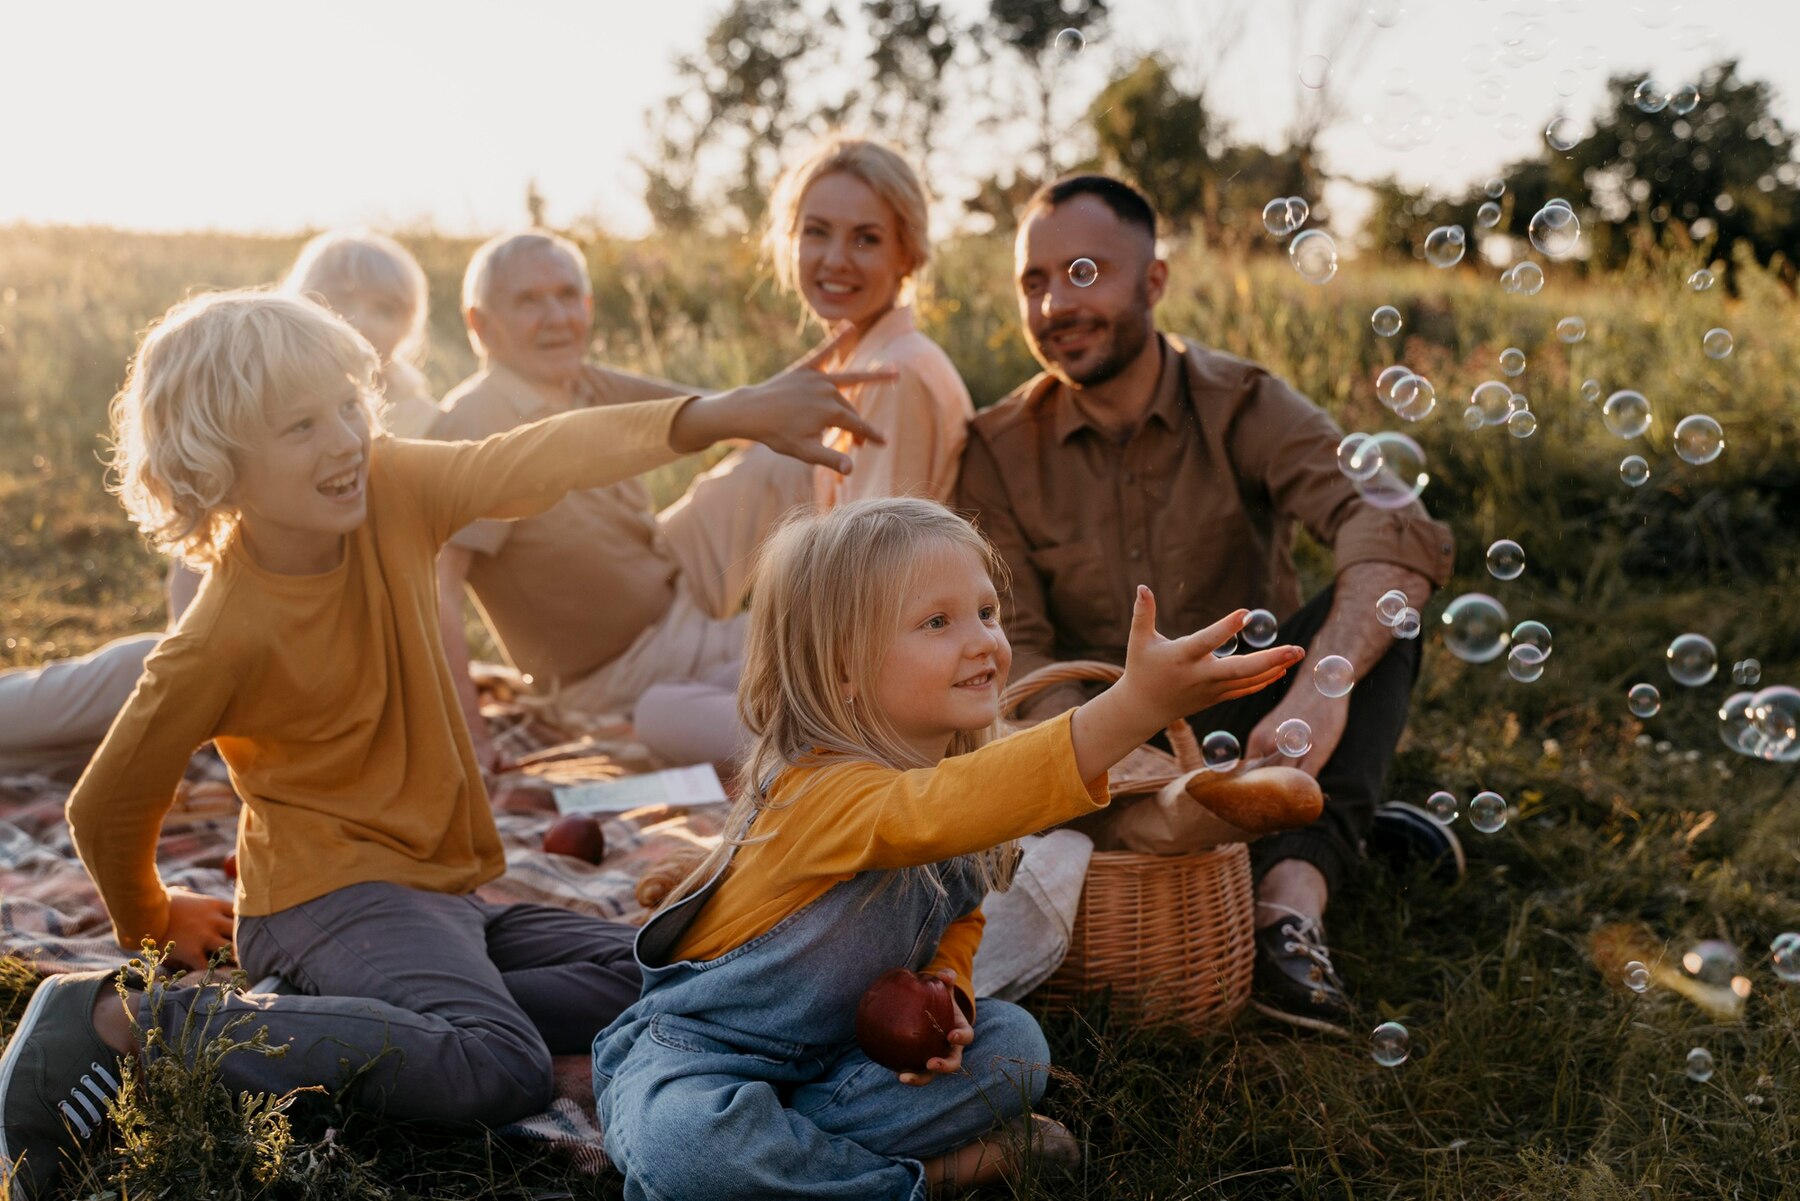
[896,970,974,1086]
[1071,588,1303,783]
[161,888,237,971]
[667,325,892,471]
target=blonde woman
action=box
[766,135,973,506]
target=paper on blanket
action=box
[553,764,727,814]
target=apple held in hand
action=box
[542,814,607,864]
[855,968,957,1073]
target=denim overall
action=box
[592,825,1051,1201]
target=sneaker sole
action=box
[1251,999,1352,1038]
[0,970,63,1180]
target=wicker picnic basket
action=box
[1004,661,1256,1034]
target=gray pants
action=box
[141,882,640,1125]
[0,634,159,774]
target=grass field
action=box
[3,221,1800,1198]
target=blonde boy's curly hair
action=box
[106,289,380,567]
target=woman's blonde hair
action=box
[765,135,932,308]
[106,289,380,568]
[662,497,1017,910]
[281,229,429,371]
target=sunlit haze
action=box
[4,0,1795,238]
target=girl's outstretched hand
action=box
[667,324,892,471]
[1071,588,1304,783]
[896,970,973,1087]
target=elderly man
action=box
[955,176,1458,1035]
[430,231,879,769]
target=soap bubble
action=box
[1425,790,1459,823]
[1702,327,1733,359]
[1507,410,1537,438]
[1633,79,1669,113]
[1371,305,1403,337]
[1476,201,1502,229]
[1337,432,1385,481]
[1666,633,1718,687]
[1462,404,1485,431]
[1202,730,1241,771]
[1393,607,1421,639]
[1376,589,1410,626]
[1624,961,1651,992]
[1557,316,1587,343]
[1276,718,1314,757]
[1528,205,1581,259]
[1392,374,1436,422]
[1500,347,1527,377]
[1299,53,1331,89]
[1212,632,1238,658]
[1471,379,1513,426]
[1581,379,1602,403]
[1068,257,1098,288]
[1684,940,1742,986]
[1747,686,1800,761]
[1262,195,1309,237]
[1486,539,1526,580]
[1771,933,1800,984]
[1376,364,1414,407]
[1485,177,1505,199]
[1620,455,1650,486]
[1441,593,1510,663]
[1507,643,1546,682]
[1424,225,1467,268]
[1242,609,1278,648]
[1468,790,1507,833]
[1370,1021,1411,1067]
[1507,392,1529,416]
[1674,414,1724,465]
[1314,655,1355,698]
[1545,115,1580,152]
[1687,268,1715,292]
[1685,1047,1715,1082]
[1349,432,1429,510]
[1505,260,1546,294]
[1670,82,1700,115]
[1054,27,1085,57]
[1511,620,1552,657]
[1368,0,1405,28]
[1603,390,1652,438]
[1554,68,1581,97]
[1628,683,1662,718]
[1732,659,1762,687]
[1289,229,1338,284]
[1719,691,1757,754]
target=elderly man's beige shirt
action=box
[956,334,1455,691]
[428,363,687,686]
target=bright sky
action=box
[3,0,1795,238]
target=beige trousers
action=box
[0,634,161,774]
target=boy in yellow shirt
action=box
[0,290,886,1198]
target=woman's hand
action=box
[896,970,973,1086]
[667,325,893,470]
[159,888,237,971]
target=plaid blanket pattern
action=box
[0,700,730,1174]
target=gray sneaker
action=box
[0,971,128,1199]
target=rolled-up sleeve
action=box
[1230,374,1454,587]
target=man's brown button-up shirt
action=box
[955,334,1455,701]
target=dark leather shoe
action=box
[1251,906,1353,1036]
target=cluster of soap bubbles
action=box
[1500,260,1546,294]
[1261,195,1310,238]
[1424,225,1466,268]
[1335,429,1430,508]
[1633,77,1701,115]
[1423,788,1507,833]
[1719,686,1800,761]
[1374,588,1420,640]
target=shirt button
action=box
[1128,548,1143,561]
[1124,471,1136,484]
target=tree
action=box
[1087,56,1219,234]
[985,0,1108,183]
[861,0,963,169]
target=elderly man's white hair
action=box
[461,229,592,351]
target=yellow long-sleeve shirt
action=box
[67,397,692,948]
[672,713,1109,1016]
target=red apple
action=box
[542,814,607,864]
[855,968,957,1073]
[222,852,238,881]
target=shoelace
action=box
[1259,903,1344,987]
[56,1061,121,1140]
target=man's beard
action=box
[1035,295,1154,389]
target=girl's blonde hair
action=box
[106,290,380,568]
[765,135,932,307]
[663,497,1017,909]
[281,229,429,371]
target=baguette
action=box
[1181,765,1323,836]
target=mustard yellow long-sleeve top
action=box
[672,713,1109,1016]
[67,397,692,948]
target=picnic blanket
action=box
[0,685,731,1174]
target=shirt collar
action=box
[1046,333,1185,444]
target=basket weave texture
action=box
[1005,661,1256,1033]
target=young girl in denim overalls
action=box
[592,498,1301,1199]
